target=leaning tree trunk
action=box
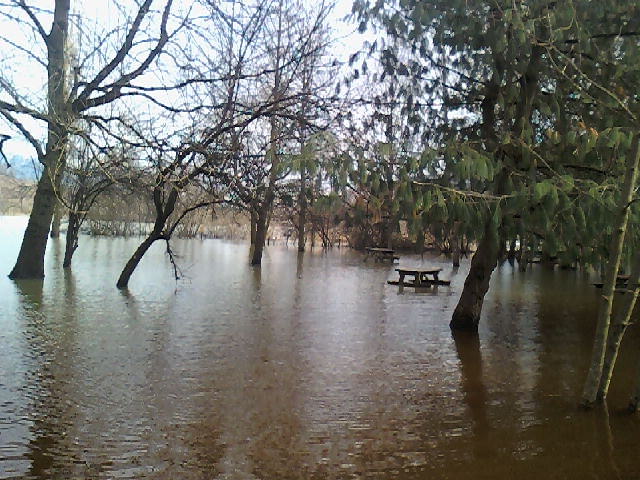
[9,0,70,279]
[117,185,178,289]
[450,217,500,332]
[582,134,640,407]
[597,253,640,400]
[117,232,162,289]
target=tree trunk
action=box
[450,218,500,332]
[116,183,178,288]
[249,207,257,245]
[445,23,541,331]
[250,206,269,265]
[416,228,425,257]
[249,0,282,265]
[582,134,640,407]
[63,211,81,268]
[297,174,306,253]
[50,200,63,238]
[9,0,70,279]
[597,253,640,400]
[9,168,59,279]
[517,227,529,272]
[451,221,461,267]
[117,232,161,288]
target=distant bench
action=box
[388,267,450,288]
[365,247,399,262]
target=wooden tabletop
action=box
[395,268,442,275]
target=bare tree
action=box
[59,135,136,268]
[114,0,297,287]
[0,0,178,279]
[222,0,336,265]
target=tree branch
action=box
[17,0,49,43]
[73,0,175,112]
[0,109,45,160]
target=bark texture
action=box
[10,168,60,279]
[50,201,63,238]
[63,211,81,268]
[450,220,500,332]
[250,196,272,265]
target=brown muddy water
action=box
[0,216,639,479]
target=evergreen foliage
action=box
[351,0,640,268]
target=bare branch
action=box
[0,34,47,68]
[73,0,176,112]
[16,0,49,43]
[0,109,45,160]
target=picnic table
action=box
[365,247,399,262]
[387,267,450,288]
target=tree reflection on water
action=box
[1,222,639,479]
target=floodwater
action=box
[0,216,639,479]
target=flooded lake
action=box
[1,215,639,479]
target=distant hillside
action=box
[0,173,35,214]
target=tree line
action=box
[2,0,640,411]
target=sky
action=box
[0,0,363,160]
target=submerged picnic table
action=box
[365,247,399,262]
[387,267,450,288]
[593,275,635,290]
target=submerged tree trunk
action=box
[517,227,529,272]
[50,200,63,238]
[582,134,640,407]
[451,221,461,267]
[250,200,272,265]
[250,0,282,265]
[63,210,81,268]
[598,253,640,400]
[250,207,257,245]
[117,232,162,288]
[9,0,70,279]
[9,167,61,279]
[450,218,500,332]
[445,23,534,330]
[117,183,179,289]
[297,173,306,253]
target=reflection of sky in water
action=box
[0,216,638,479]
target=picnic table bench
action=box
[365,247,399,262]
[593,275,637,290]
